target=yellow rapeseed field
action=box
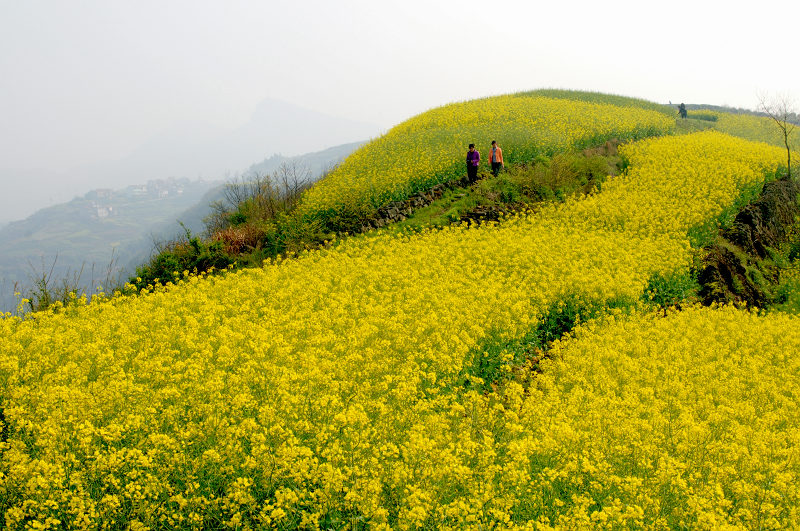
[298,94,674,221]
[690,110,800,150]
[524,305,800,529]
[0,129,795,528]
[568,130,788,237]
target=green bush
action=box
[641,270,699,309]
[275,212,328,253]
[509,152,615,203]
[227,211,248,226]
[688,111,719,122]
[475,174,523,204]
[317,200,376,234]
[774,269,800,312]
[573,153,613,183]
[460,295,632,391]
[132,228,235,291]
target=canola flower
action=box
[521,305,800,529]
[688,109,800,151]
[298,94,674,222]
[775,260,800,313]
[569,130,788,238]
[0,129,794,528]
[512,89,674,116]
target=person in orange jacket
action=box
[489,140,504,176]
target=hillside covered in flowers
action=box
[1,92,799,529]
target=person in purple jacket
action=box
[466,143,480,183]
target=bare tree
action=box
[758,92,797,178]
[222,173,270,208]
[203,173,270,234]
[203,162,315,235]
[273,160,313,210]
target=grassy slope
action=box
[513,88,675,115]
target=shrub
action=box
[461,295,633,391]
[688,111,719,122]
[475,174,522,204]
[509,152,615,202]
[641,270,699,309]
[132,228,234,290]
[213,222,275,255]
[204,162,313,235]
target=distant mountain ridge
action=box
[0,178,220,313]
[1,141,365,313]
[1,98,380,224]
[245,141,364,178]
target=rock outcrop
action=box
[698,176,800,306]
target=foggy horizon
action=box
[0,96,382,223]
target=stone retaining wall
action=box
[359,176,472,231]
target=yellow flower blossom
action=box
[299,93,673,220]
[0,107,795,528]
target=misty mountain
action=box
[0,178,221,313]
[245,141,364,179]
[1,98,380,223]
[78,98,378,195]
[120,141,365,275]
[0,167,78,224]
[0,141,365,313]
[140,141,365,242]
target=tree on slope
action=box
[758,92,798,178]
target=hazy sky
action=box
[2,0,799,222]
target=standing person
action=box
[489,140,504,176]
[466,143,480,183]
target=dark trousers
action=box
[491,162,503,176]
[467,164,478,182]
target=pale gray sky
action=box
[1,0,799,222]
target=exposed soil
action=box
[724,177,800,258]
[460,205,504,224]
[698,176,800,306]
[581,138,621,158]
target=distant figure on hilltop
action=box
[679,103,688,119]
[489,140,504,176]
[466,143,480,183]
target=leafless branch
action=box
[758,92,797,178]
